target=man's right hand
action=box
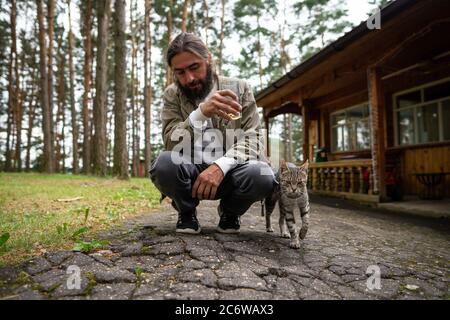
[199,89,242,121]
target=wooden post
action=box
[312,168,317,191]
[359,166,364,194]
[302,104,310,162]
[264,116,270,157]
[350,166,355,193]
[367,67,386,200]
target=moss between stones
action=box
[83,272,97,296]
[14,271,32,287]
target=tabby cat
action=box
[264,159,310,249]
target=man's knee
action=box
[150,151,179,183]
[234,162,275,199]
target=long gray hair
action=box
[166,33,213,69]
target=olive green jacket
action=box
[161,76,267,165]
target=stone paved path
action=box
[1,196,449,300]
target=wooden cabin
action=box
[256,0,450,203]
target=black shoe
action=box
[176,210,201,234]
[217,206,240,234]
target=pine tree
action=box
[37,0,54,173]
[144,0,153,178]
[5,0,18,172]
[81,0,93,174]
[293,0,351,61]
[67,0,79,174]
[92,0,111,176]
[233,0,278,90]
[54,26,66,173]
[112,0,128,179]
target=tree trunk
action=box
[47,0,56,169]
[218,0,225,74]
[203,0,209,46]
[130,0,137,177]
[68,0,79,174]
[55,30,65,173]
[15,14,25,172]
[82,0,92,174]
[190,0,196,33]
[37,0,54,173]
[25,95,36,172]
[6,0,19,172]
[26,29,38,172]
[113,0,129,179]
[133,73,140,177]
[165,0,173,87]
[26,71,37,172]
[181,0,189,32]
[144,0,153,178]
[92,0,111,176]
[279,0,290,73]
[257,15,263,91]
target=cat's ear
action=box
[300,159,309,171]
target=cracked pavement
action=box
[1,196,449,300]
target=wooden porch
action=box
[308,159,379,203]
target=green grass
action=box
[0,172,161,266]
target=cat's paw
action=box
[266,227,274,233]
[289,240,301,249]
[281,232,290,238]
[299,227,308,240]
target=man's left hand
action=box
[192,164,224,200]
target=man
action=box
[150,32,275,234]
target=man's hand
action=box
[192,164,224,200]
[200,89,242,121]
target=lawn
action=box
[0,173,161,267]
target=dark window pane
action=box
[397,90,421,108]
[417,103,439,143]
[424,80,450,102]
[331,113,345,126]
[346,107,364,123]
[398,109,414,145]
[443,100,450,141]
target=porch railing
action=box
[308,159,380,203]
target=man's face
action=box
[171,51,213,101]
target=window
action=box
[331,104,371,152]
[443,100,450,141]
[395,78,450,146]
[417,103,439,143]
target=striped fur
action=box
[264,160,310,249]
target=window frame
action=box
[393,76,450,146]
[330,102,371,153]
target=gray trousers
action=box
[150,151,275,216]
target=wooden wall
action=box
[401,145,450,197]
